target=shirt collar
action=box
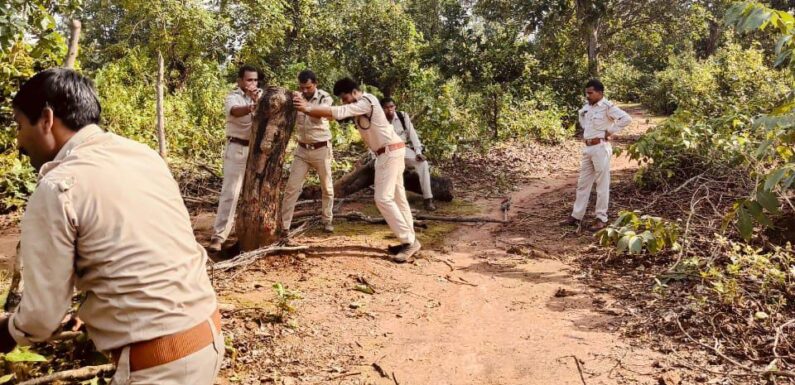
[40,124,105,177]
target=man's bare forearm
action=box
[230,105,253,117]
[301,105,333,119]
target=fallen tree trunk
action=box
[235,87,297,251]
[301,159,454,201]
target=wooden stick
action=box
[18,364,115,385]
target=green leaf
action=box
[4,346,47,362]
[616,235,631,253]
[628,236,643,254]
[737,207,754,241]
[756,190,780,214]
[0,374,14,384]
[765,167,789,191]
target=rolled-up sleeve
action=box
[224,93,242,117]
[331,97,372,121]
[9,179,77,345]
[607,105,632,134]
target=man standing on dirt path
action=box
[292,78,421,263]
[209,65,262,252]
[560,79,632,232]
[380,97,436,212]
[1,69,223,385]
[281,70,336,235]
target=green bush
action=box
[600,58,651,103]
[642,44,791,116]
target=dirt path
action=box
[207,106,677,385]
[0,106,677,385]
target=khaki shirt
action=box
[296,89,333,143]
[9,125,217,351]
[390,112,423,156]
[578,98,632,140]
[330,93,403,152]
[224,87,260,140]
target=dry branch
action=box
[18,364,115,385]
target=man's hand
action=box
[292,92,309,112]
[0,317,17,354]
[245,85,261,102]
[416,154,427,162]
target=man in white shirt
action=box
[281,70,335,233]
[380,97,436,211]
[292,78,420,263]
[561,79,632,232]
[209,65,262,252]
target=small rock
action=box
[659,371,682,385]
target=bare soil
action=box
[0,105,700,384]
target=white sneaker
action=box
[393,240,421,263]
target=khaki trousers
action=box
[111,320,224,385]
[375,147,415,244]
[212,142,248,242]
[404,153,433,199]
[571,141,612,222]
[281,146,335,229]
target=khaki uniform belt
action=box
[111,310,222,372]
[375,142,405,156]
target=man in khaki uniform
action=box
[292,78,421,263]
[209,65,262,252]
[381,97,436,211]
[561,79,632,232]
[1,69,222,384]
[281,70,335,233]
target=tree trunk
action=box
[236,87,297,251]
[156,51,167,158]
[64,19,81,69]
[586,23,600,78]
[300,159,455,202]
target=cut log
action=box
[301,159,454,201]
[235,87,297,251]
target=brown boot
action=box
[559,216,580,227]
[588,220,608,232]
[424,198,437,211]
[207,238,223,252]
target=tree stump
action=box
[301,159,454,201]
[235,87,296,251]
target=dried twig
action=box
[18,364,115,385]
[677,319,795,379]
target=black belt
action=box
[298,141,328,150]
[228,137,250,146]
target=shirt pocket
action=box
[592,111,608,125]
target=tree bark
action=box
[64,19,81,69]
[576,0,601,78]
[236,87,297,251]
[300,159,455,202]
[156,51,167,158]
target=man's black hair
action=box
[238,65,258,79]
[333,77,359,96]
[298,70,318,84]
[12,68,101,132]
[585,79,604,92]
[380,97,395,106]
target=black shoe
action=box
[559,216,580,227]
[424,198,437,211]
[388,244,404,255]
[393,240,421,263]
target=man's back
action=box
[18,125,217,351]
